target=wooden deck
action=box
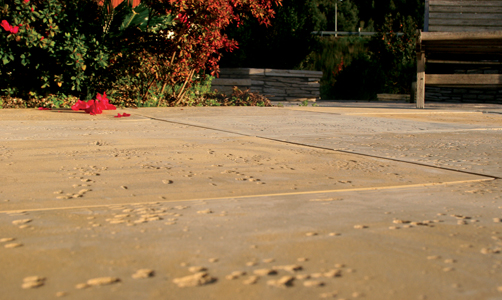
[416,0,502,108]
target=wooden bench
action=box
[416,0,502,108]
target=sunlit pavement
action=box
[1,103,502,299]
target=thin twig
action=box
[142,77,157,102]
[174,69,195,106]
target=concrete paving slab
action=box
[1,109,485,211]
[135,107,496,137]
[289,107,502,178]
[0,106,501,300]
[133,107,502,177]
[1,179,501,300]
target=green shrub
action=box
[0,0,111,99]
[108,74,215,108]
[368,13,417,95]
[299,36,379,100]
[1,0,278,107]
[298,13,417,100]
[198,87,272,107]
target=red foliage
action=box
[164,0,280,75]
[126,0,281,105]
[1,20,19,34]
[99,0,141,8]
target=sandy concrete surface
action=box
[1,103,501,300]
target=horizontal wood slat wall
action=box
[417,0,502,107]
[431,1,502,7]
[430,13,502,20]
[426,74,502,85]
[430,6,502,13]
[429,0,502,32]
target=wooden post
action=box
[416,51,426,109]
[410,82,416,103]
[424,0,429,32]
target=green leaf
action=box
[119,4,150,31]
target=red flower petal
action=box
[105,104,116,110]
[84,100,103,115]
[97,92,116,110]
[37,107,51,110]
[114,113,130,118]
[1,20,12,32]
[71,100,90,111]
[71,93,115,116]
[10,26,19,34]
[83,100,94,113]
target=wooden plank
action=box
[429,25,502,31]
[421,31,502,40]
[429,19,502,26]
[426,54,502,61]
[424,48,502,55]
[417,52,426,109]
[427,59,502,64]
[430,6,502,13]
[425,0,430,31]
[424,41,502,46]
[424,49,502,55]
[423,39,502,44]
[423,48,502,55]
[429,13,502,20]
[430,1,502,7]
[424,44,502,49]
[423,43,502,50]
[416,29,423,52]
[425,74,502,85]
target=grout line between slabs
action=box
[0,178,494,214]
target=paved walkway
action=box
[1,103,502,299]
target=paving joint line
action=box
[261,137,501,180]
[137,113,501,181]
[286,109,483,116]
[283,108,502,131]
[0,178,494,214]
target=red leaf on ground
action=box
[84,100,103,115]
[71,100,90,111]
[114,113,130,118]
[97,92,116,110]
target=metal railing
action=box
[312,30,404,37]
